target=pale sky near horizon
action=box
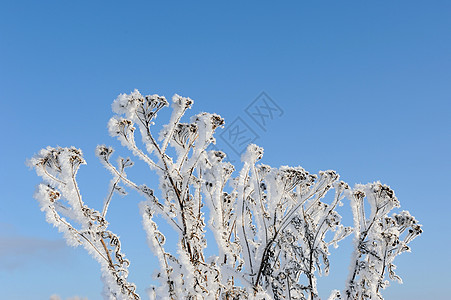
[1,1,450,299]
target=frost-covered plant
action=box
[29,90,422,300]
[340,185,422,300]
[29,147,139,299]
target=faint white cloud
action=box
[0,235,69,271]
[0,221,74,271]
[49,295,88,300]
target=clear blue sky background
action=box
[1,1,450,299]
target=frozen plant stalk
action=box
[29,147,139,300]
[29,89,422,300]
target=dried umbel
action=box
[30,147,139,300]
[341,184,421,300]
[30,90,422,300]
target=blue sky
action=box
[1,1,450,299]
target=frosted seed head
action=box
[172,94,193,109]
[241,144,264,163]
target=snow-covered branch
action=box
[29,89,422,300]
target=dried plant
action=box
[29,90,422,300]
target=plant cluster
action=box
[29,90,422,300]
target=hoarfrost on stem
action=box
[29,89,422,300]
